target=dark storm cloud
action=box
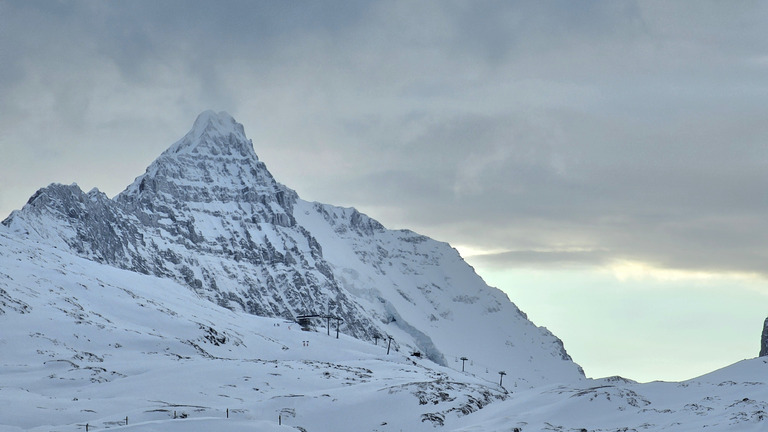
[3,1,768,279]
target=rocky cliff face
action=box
[2,111,584,385]
[4,112,376,340]
[760,317,768,357]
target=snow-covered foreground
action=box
[2,228,768,432]
[452,362,768,432]
[0,229,508,432]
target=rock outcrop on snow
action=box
[2,111,584,385]
[760,317,768,357]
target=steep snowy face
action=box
[2,111,585,386]
[294,201,583,384]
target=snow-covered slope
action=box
[2,110,583,386]
[450,358,768,432]
[294,201,578,385]
[0,228,508,432]
[3,216,768,432]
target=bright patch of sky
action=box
[464,255,768,383]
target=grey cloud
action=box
[3,1,768,282]
[322,105,768,277]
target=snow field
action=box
[0,231,506,432]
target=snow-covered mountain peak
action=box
[182,110,250,156]
[155,110,256,164]
[118,111,294,211]
[182,110,250,155]
[2,110,586,391]
[192,109,240,133]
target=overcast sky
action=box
[2,1,768,382]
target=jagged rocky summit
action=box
[2,110,584,386]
